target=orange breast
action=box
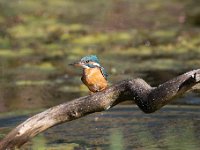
[81,68,108,92]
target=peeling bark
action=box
[0,69,200,150]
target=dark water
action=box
[0,105,200,150]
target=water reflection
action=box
[109,129,124,150]
[0,105,199,149]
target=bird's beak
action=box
[69,61,82,67]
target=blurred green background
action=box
[0,0,200,149]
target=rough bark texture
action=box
[0,69,200,150]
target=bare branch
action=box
[0,69,200,150]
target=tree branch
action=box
[0,69,200,150]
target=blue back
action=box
[100,66,108,80]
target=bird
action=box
[70,55,108,93]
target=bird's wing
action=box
[100,67,108,80]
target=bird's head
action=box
[70,55,101,69]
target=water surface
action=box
[0,105,200,150]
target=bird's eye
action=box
[86,60,89,63]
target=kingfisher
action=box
[70,55,108,93]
